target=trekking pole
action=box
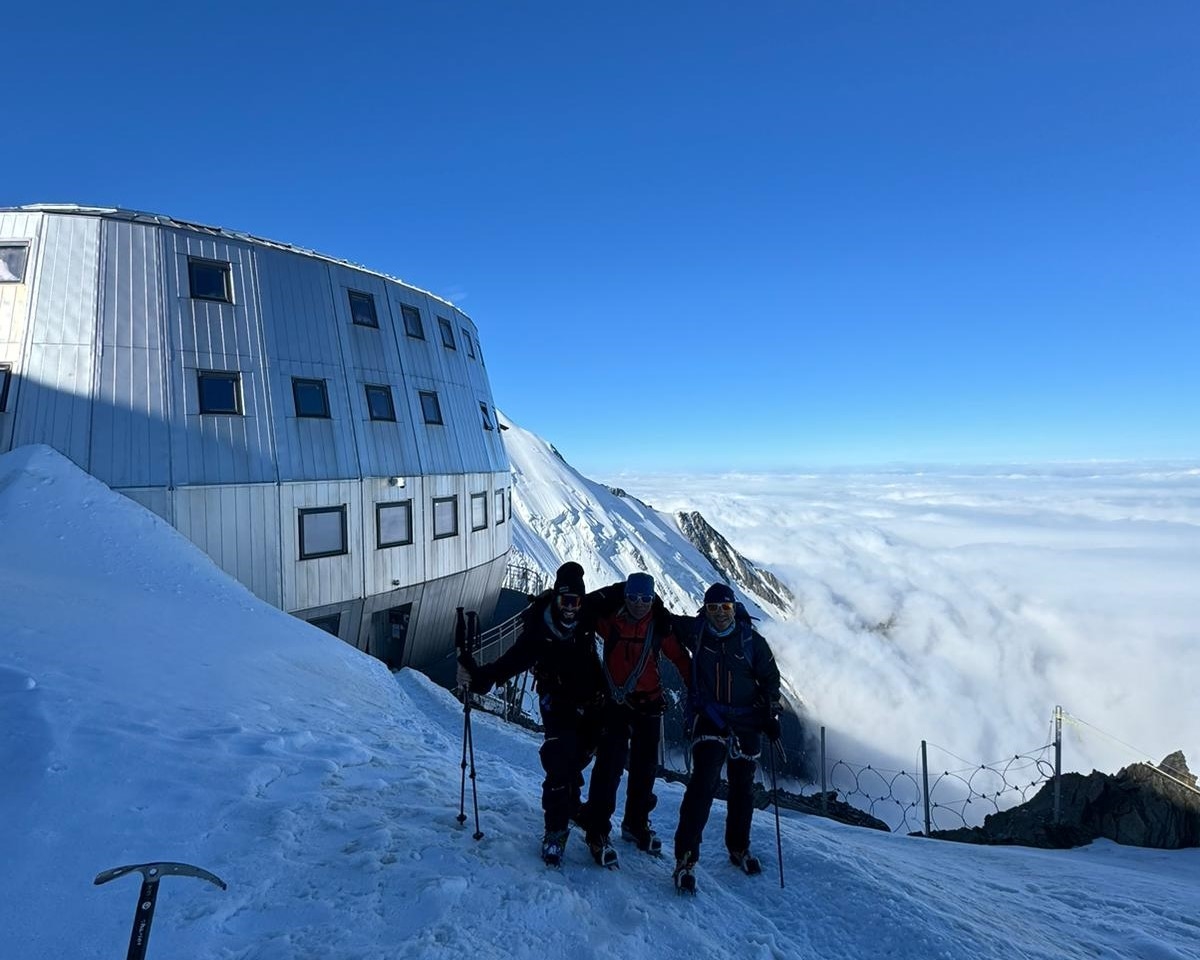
[94,861,226,960]
[465,611,484,840]
[768,740,785,889]
[454,608,473,832]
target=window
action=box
[348,290,378,327]
[470,493,488,531]
[480,402,493,431]
[365,384,396,421]
[461,328,476,358]
[419,390,443,425]
[188,258,232,302]
[401,304,424,339]
[432,496,458,539]
[377,501,414,548]
[307,614,341,637]
[293,378,330,418]
[437,317,456,349]
[299,506,347,559]
[495,489,506,525]
[197,370,242,415]
[0,244,29,283]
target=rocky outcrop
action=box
[675,510,794,614]
[926,751,1200,850]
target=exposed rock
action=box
[675,510,794,614]
[925,750,1200,850]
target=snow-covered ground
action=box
[3,444,1198,960]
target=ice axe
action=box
[94,861,226,960]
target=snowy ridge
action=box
[501,412,787,620]
[1,443,1197,960]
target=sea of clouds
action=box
[611,463,1200,787]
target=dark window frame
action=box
[0,243,30,283]
[292,377,331,419]
[196,369,243,416]
[348,289,379,328]
[0,363,11,412]
[480,402,494,431]
[307,614,341,636]
[419,390,443,425]
[365,384,396,422]
[437,316,456,349]
[401,303,425,339]
[187,257,233,303]
[495,489,506,525]
[298,505,348,560]
[470,492,488,532]
[376,500,415,548]
[432,495,459,540]
[461,327,476,358]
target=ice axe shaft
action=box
[95,861,226,960]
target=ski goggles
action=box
[557,594,582,609]
[625,593,654,604]
[705,602,735,613]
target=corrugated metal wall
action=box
[0,211,42,453]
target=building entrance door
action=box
[375,603,412,668]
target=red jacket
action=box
[595,609,690,713]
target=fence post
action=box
[1053,705,1063,825]
[820,726,828,815]
[921,739,932,837]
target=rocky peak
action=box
[675,510,794,615]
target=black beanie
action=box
[554,562,585,596]
[703,582,736,605]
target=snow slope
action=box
[2,444,1197,960]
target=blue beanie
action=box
[703,582,735,604]
[625,572,655,598]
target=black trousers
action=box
[673,720,761,864]
[583,700,662,837]
[539,706,602,833]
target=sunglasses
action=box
[705,602,735,613]
[557,594,582,609]
[625,593,654,604]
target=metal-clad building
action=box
[0,204,510,669]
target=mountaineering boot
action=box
[620,821,662,855]
[586,832,619,869]
[729,849,762,875]
[542,830,569,868]
[673,855,697,894]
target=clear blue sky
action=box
[6,2,1197,472]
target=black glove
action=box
[456,654,494,695]
[761,712,782,743]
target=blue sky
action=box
[5,2,1197,472]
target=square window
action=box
[307,614,341,636]
[432,496,458,539]
[197,370,242,415]
[365,384,396,421]
[401,304,425,339]
[293,378,331,418]
[377,500,414,548]
[419,390,443,425]
[188,258,232,302]
[299,506,347,559]
[349,290,379,327]
[461,328,476,358]
[0,244,29,283]
[480,402,493,431]
[471,492,488,531]
[495,489,506,524]
[437,317,456,349]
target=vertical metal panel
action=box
[13,215,101,468]
[163,229,277,485]
[0,211,41,453]
[361,475,428,595]
[91,219,171,487]
[116,486,174,525]
[278,480,363,610]
[424,473,468,581]
[171,483,282,606]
